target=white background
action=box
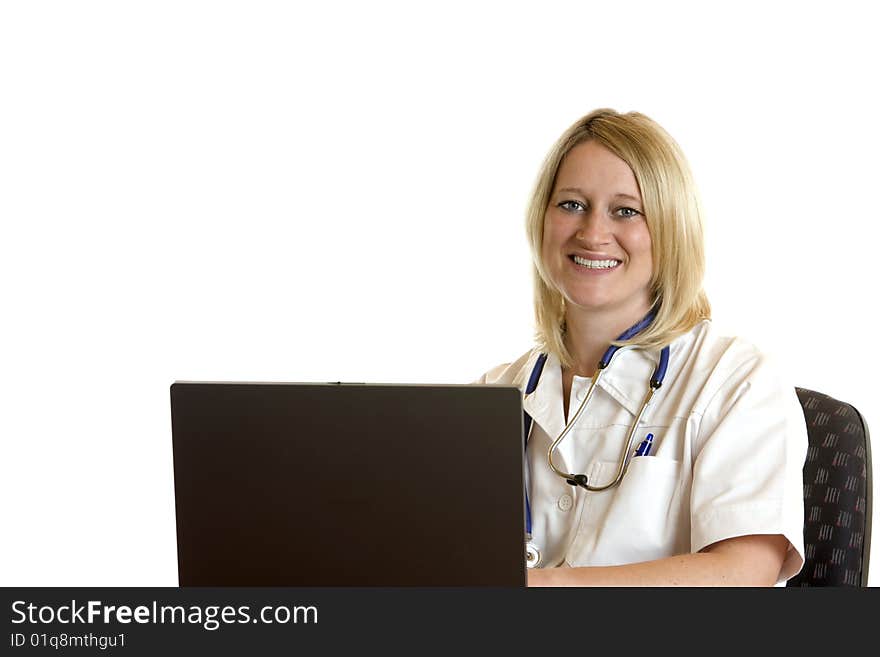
[1,1,877,586]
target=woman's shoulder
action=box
[670,319,796,411]
[673,319,769,371]
[474,348,542,386]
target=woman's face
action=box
[542,140,653,320]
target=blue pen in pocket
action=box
[634,433,654,457]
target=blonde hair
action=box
[526,108,711,367]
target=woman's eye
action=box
[615,207,642,218]
[558,200,585,212]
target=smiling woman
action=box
[527,110,710,371]
[541,140,655,352]
[477,109,808,587]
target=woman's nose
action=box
[575,210,611,245]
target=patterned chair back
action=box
[787,388,872,586]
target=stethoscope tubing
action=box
[522,311,670,536]
[545,346,663,491]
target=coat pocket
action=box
[566,456,687,566]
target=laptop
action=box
[170,381,527,586]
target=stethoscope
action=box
[523,311,670,568]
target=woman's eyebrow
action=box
[556,187,642,203]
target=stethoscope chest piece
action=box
[525,541,541,569]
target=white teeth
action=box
[572,256,620,269]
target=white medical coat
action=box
[478,320,807,584]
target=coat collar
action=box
[596,346,661,417]
[521,346,666,435]
[521,351,566,441]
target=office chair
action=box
[786,388,872,586]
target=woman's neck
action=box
[563,302,652,377]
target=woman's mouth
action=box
[570,255,621,270]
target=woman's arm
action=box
[527,533,789,587]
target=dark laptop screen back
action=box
[170,382,526,586]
